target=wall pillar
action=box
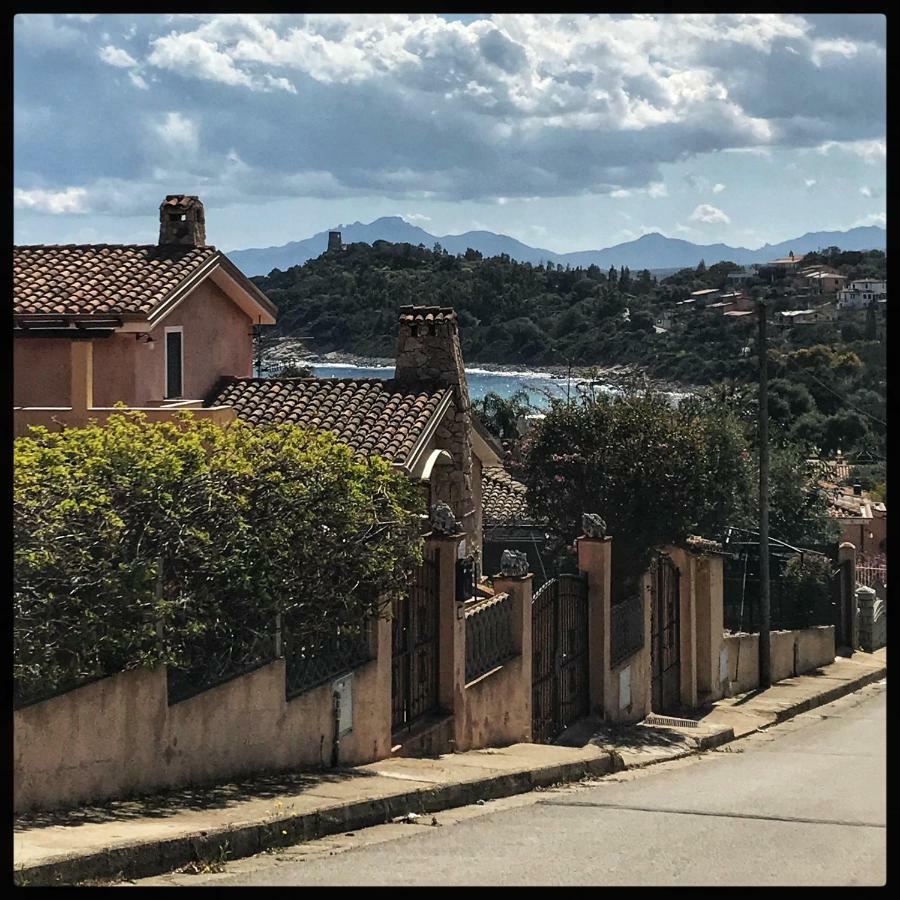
[694,555,725,703]
[837,542,858,652]
[576,535,611,717]
[70,339,93,412]
[426,532,467,727]
[490,570,533,742]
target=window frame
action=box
[164,326,184,399]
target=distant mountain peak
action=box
[228,217,885,277]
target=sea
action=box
[306,363,587,408]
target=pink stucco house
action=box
[14,195,277,434]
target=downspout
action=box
[331,689,342,768]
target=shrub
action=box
[14,412,423,704]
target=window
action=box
[165,327,183,398]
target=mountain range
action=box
[227,217,886,277]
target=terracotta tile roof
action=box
[208,377,450,464]
[482,465,539,525]
[14,244,219,319]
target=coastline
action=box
[266,338,693,395]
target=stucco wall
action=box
[140,280,254,404]
[14,616,392,813]
[722,626,835,695]
[13,338,72,407]
[91,334,139,407]
[458,655,530,751]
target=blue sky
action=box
[14,13,885,253]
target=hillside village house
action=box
[837,278,887,310]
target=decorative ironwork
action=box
[465,592,516,682]
[651,552,681,714]
[610,591,644,667]
[531,573,589,744]
[167,620,277,705]
[392,550,441,732]
[284,619,373,701]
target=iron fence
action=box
[722,548,835,633]
[465,592,516,683]
[283,617,373,700]
[610,591,644,667]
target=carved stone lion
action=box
[500,549,529,577]
[430,501,461,536]
[582,513,607,538]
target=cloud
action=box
[99,44,138,67]
[817,138,885,164]
[13,13,888,213]
[712,182,725,193]
[403,212,432,223]
[14,186,89,213]
[852,211,886,228]
[689,203,731,225]
[804,178,816,187]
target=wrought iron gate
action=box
[651,553,681,714]
[391,550,441,732]
[531,573,590,744]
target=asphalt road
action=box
[144,681,886,887]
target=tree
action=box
[608,265,618,286]
[518,391,754,594]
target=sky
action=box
[14,13,886,254]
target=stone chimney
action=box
[159,195,206,247]
[327,230,343,253]
[394,306,477,562]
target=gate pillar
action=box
[576,535,611,717]
[491,569,533,742]
[425,532,468,729]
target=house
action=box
[208,305,502,575]
[689,287,721,303]
[777,304,836,325]
[837,279,887,310]
[14,195,276,434]
[725,265,758,285]
[826,487,886,559]
[717,291,754,310]
[803,271,847,294]
[767,251,806,270]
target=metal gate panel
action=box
[392,550,440,732]
[532,573,589,744]
[651,553,681,714]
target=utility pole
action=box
[757,300,771,688]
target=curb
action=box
[769,664,886,725]
[14,664,885,886]
[15,755,614,886]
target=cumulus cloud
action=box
[14,186,89,214]
[689,203,731,225]
[99,44,138,67]
[13,13,887,211]
[805,178,816,187]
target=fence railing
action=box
[857,565,887,591]
[723,550,835,633]
[284,618,374,700]
[610,592,644,667]
[465,592,516,683]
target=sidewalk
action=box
[14,648,886,886]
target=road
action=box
[142,681,886,887]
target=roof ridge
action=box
[14,243,218,251]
